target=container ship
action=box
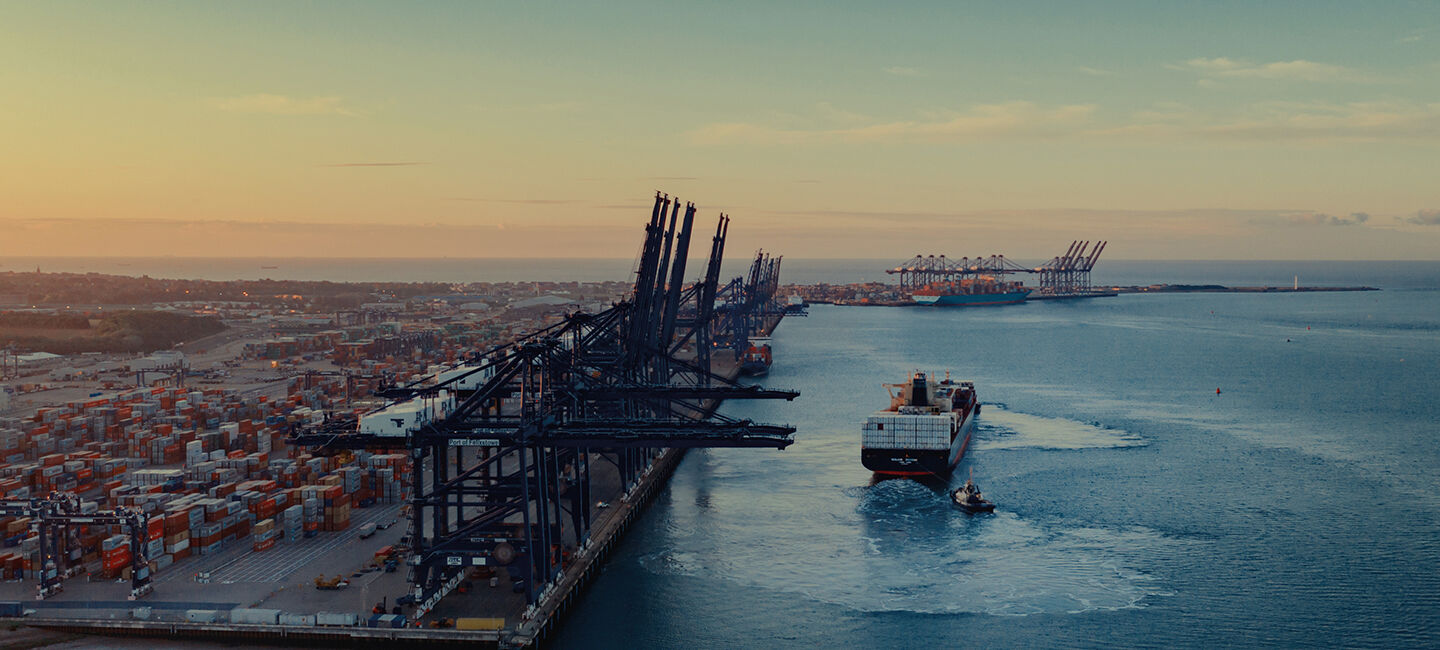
[739,338,772,377]
[861,371,979,476]
[912,276,1030,306]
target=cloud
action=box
[1085,100,1440,143]
[324,162,428,167]
[884,66,923,77]
[1408,209,1440,225]
[689,101,1097,145]
[211,94,358,116]
[1174,57,1372,83]
[1287,211,1371,226]
[444,198,578,204]
[1194,101,1440,142]
[1077,66,1114,76]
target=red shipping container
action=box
[103,552,131,571]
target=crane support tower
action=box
[0,493,154,600]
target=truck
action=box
[357,522,377,539]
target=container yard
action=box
[0,194,798,648]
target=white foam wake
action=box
[973,406,1144,451]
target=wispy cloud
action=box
[1408,209,1440,225]
[324,162,428,167]
[1173,57,1372,83]
[1077,66,1114,77]
[444,198,578,204]
[1193,101,1440,142]
[689,101,1097,145]
[1287,211,1371,226]
[1397,28,1429,44]
[884,66,923,77]
[1088,100,1440,143]
[211,93,359,116]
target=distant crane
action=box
[1033,241,1107,295]
[888,241,1108,297]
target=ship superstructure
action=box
[861,371,979,476]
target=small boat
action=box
[951,477,995,513]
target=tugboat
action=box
[861,371,979,476]
[951,472,995,513]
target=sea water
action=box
[555,272,1440,648]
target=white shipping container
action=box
[231,608,281,625]
[186,610,225,623]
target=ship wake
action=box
[972,405,1144,451]
[639,480,1184,617]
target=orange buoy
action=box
[1216,387,1221,395]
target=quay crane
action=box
[888,240,1109,297]
[290,192,799,621]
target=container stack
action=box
[280,504,303,543]
[252,518,276,552]
[100,534,130,579]
[0,376,416,587]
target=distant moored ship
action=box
[911,276,1029,306]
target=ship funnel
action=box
[910,372,929,407]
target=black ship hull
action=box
[862,419,973,477]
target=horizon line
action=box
[4,255,1440,263]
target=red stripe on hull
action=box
[949,432,972,467]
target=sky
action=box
[2,1,1439,261]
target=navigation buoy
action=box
[1216,387,1222,395]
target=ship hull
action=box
[863,406,976,476]
[912,290,1030,306]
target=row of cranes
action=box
[888,240,1108,296]
[291,191,798,621]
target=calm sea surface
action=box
[553,266,1440,648]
